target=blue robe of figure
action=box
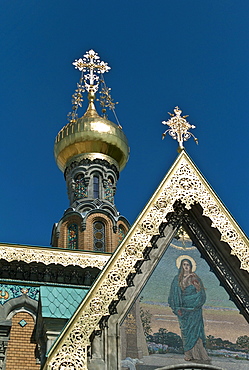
[168,259,206,353]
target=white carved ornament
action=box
[0,244,109,269]
[46,152,249,370]
[72,49,110,93]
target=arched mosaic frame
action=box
[46,151,249,370]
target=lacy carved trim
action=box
[0,245,109,269]
[184,214,249,314]
[46,153,249,370]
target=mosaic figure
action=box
[168,255,210,361]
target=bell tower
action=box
[51,50,130,253]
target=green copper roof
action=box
[40,286,89,319]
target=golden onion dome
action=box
[54,93,129,172]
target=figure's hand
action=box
[177,309,182,316]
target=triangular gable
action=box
[45,150,249,370]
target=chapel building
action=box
[0,50,248,370]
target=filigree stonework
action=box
[184,214,249,313]
[0,245,109,270]
[46,153,249,370]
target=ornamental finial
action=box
[162,106,198,150]
[67,50,120,127]
[72,49,110,93]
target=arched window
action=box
[74,174,87,200]
[118,225,126,244]
[93,175,99,199]
[93,221,105,252]
[104,177,114,203]
[68,224,78,249]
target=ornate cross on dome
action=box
[68,49,119,125]
[72,49,110,93]
[162,106,198,149]
[67,49,122,128]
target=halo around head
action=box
[176,255,196,272]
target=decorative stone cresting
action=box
[46,152,249,370]
[0,245,109,270]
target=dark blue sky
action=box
[1,1,249,246]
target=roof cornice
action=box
[0,243,110,270]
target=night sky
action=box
[1,1,249,246]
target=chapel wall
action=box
[5,311,39,370]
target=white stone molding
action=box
[0,244,110,270]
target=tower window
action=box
[68,224,78,249]
[93,175,99,198]
[104,177,114,203]
[118,225,126,244]
[74,174,87,200]
[93,221,105,252]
